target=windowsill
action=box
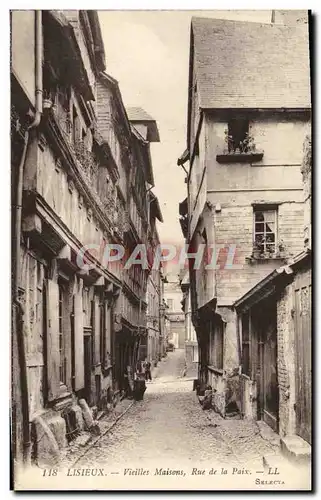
[246,254,286,263]
[207,365,224,375]
[216,152,264,164]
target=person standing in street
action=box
[143,359,152,382]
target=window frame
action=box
[253,206,278,256]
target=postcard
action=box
[11,9,312,491]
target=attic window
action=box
[227,118,249,153]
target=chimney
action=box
[271,10,275,24]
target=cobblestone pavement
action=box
[74,349,279,471]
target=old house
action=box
[164,274,185,350]
[234,133,311,456]
[144,192,164,366]
[180,270,199,373]
[114,107,161,382]
[11,10,163,468]
[11,9,113,465]
[178,14,311,416]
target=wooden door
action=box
[258,301,278,432]
[294,270,311,444]
[84,334,92,404]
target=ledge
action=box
[207,365,224,375]
[246,255,286,264]
[216,152,264,164]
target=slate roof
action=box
[127,107,155,122]
[127,107,160,142]
[191,16,311,109]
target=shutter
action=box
[46,280,60,401]
[94,297,100,365]
[74,290,84,391]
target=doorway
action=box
[257,300,279,432]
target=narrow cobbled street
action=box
[75,350,279,471]
[16,350,310,490]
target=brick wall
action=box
[213,203,304,304]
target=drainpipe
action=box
[13,10,43,465]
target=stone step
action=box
[280,435,311,465]
[263,452,311,489]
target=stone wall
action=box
[208,370,226,417]
[212,202,304,305]
[240,374,257,420]
[277,283,296,438]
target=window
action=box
[167,299,173,311]
[58,280,67,386]
[241,312,250,376]
[72,105,80,144]
[227,118,250,153]
[254,208,277,255]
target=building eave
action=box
[234,266,293,313]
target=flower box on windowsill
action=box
[216,151,264,164]
[246,252,286,263]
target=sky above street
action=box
[98,10,272,250]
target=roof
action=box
[127,107,155,121]
[126,107,160,142]
[234,249,311,312]
[191,16,311,109]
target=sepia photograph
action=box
[10,8,312,491]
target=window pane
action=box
[264,211,275,222]
[266,233,275,243]
[255,223,264,233]
[255,234,264,243]
[265,222,275,233]
[255,211,264,222]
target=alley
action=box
[74,350,279,472]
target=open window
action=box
[227,118,250,153]
[217,118,263,163]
